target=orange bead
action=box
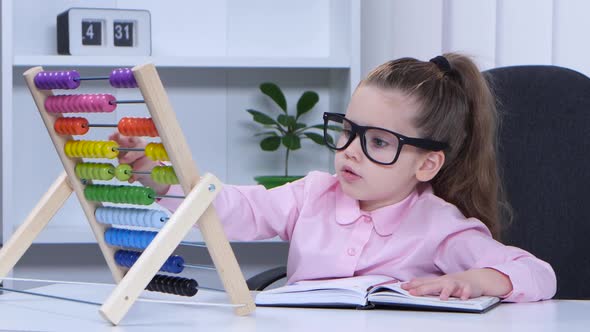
[54,117,89,135]
[118,117,159,137]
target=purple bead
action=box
[109,68,137,88]
[34,70,80,90]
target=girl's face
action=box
[334,85,427,211]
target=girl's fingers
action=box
[118,152,133,164]
[402,277,437,289]
[459,284,471,300]
[120,151,146,164]
[408,282,444,297]
[439,285,454,301]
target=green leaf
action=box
[282,134,301,150]
[260,136,281,151]
[278,115,297,130]
[277,114,289,127]
[325,134,335,145]
[247,109,277,125]
[296,91,319,119]
[310,123,341,132]
[295,123,306,130]
[304,132,325,145]
[260,83,287,113]
[254,131,279,137]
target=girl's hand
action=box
[108,132,170,195]
[401,268,513,300]
[109,132,147,166]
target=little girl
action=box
[111,53,556,302]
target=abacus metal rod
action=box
[109,99,145,104]
[74,76,110,81]
[2,276,225,292]
[115,147,145,152]
[0,286,242,308]
[0,286,101,306]
[87,124,117,128]
[180,241,207,248]
[183,263,217,271]
[157,194,186,199]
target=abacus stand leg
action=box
[98,173,254,325]
[198,205,257,316]
[0,172,72,278]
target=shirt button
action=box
[347,248,357,256]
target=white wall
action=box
[362,0,590,77]
[7,0,590,291]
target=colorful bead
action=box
[95,207,168,229]
[109,68,137,88]
[75,163,115,180]
[64,140,120,159]
[147,275,198,297]
[115,164,133,181]
[104,228,156,250]
[115,250,184,274]
[54,117,89,135]
[34,70,81,90]
[144,143,169,161]
[84,184,155,205]
[150,166,179,184]
[45,94,116,113]
[118,117,159,137]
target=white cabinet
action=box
[1,0,360,244]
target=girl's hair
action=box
[362,53,510,239]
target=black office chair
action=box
[485,65,590,299]
[246,266,287,291]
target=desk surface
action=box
[0,284,588,332]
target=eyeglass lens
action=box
[327,117,400,164]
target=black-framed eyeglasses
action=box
[323,112,448,165]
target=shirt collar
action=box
[334,184,426,236]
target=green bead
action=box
[151,166,179,184]
[75,164,84,179]
[75,163,114,181]
[98,164,115,180]
[84,184,155,205]
[115,164,133,181]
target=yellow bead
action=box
[103,141,119,159]
[93,141,103,158]
[64,141,74,158]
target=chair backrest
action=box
[484,65,590,299]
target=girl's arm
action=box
[401,267,513,300]
[422,227,557,302]
[158,178,306,242]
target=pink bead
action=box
[44,94,117,113]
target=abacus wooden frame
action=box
[0,63,255,325]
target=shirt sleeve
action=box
[157,178,306,242]
[433,221,557,302]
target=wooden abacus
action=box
[0,63,255,325]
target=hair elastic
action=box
[429,55,452,73]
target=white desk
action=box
[0,284,588,332]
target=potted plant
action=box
[246,82,336,189]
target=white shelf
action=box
[13,55,352,69]
[3,0,361,245]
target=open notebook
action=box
[255,275,500,313]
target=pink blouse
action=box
[159,171,556,302]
